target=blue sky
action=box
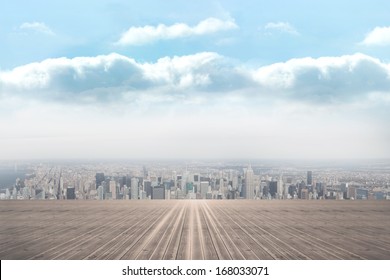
[0,0,389,159]
[2,0,390,68]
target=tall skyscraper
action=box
[109,180,116,200]
[307,171,313,186]
[95,173,105,190]
[245,164,254,199]
[144,180,152,198]
[131,177,139,200]
[269,181,277,198]
[278,176,284,199]
[200,181,209,199]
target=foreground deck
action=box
[0,200,389,260]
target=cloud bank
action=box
[253,53,390,102]
[1,52,389,105]
[116,17,238,45]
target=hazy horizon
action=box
[2,158,390,168]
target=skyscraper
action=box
[144,180,152,198]
[200,181,209,199]
[278,176,284,199]
[131,177,139,200]
[307,171,313,186]
[66,187,76,200]
[109,180,117,200]
[245,164,254,199]
[95,173,105,190]
[269,181,277,198]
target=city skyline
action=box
[1,159,389,201]
[1,0,390,160]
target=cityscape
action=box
[1,160,390,201]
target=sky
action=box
[0,0,389,160]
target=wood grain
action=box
[0,200,389,260]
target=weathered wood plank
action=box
[0,200,389,260]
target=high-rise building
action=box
[232,176,238,191]
[97,185,104,200]
[152,186,165,199]
[58,174,64,200]
[298,181,306,199]
[269,181,277,198]
[200,181,209,199]
[131,177,139,200]
[123,185,129,199]
[288,184,296,198]
[278,176,284,198]
[356,188,368,200]
[95,173,105,190]
[143,180,152,198]
[307,171,313,186]
[165,189,171,200]
[240,178,246,198]
[262,182,270,198]
[66,187,76,200]
[185,182,193,195]
[194,174,199,182]
[245,165,254,199]
[119,176,126,188]
[316,182,324,197]
[301,188,309,200]
[109,180,116,200]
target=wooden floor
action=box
[0,200,389,260]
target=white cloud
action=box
[116,17,238,45]
[264,22,299,35]
[19,22,55,35]
[1,52,389,106]
[253,53,390,102]
[361,26,390,46]
[0,52,251,104]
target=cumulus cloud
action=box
[116,17,238,45]
[264,22,299,35]
[0,52,250,104]
[253,53,390,102]
[1,52,389,105]
[19,22,55,35]
[361,26,390,46]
